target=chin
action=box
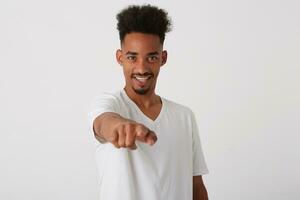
[132,87,150,95]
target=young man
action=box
[89,5,209,200]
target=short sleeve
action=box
[88,92,120,144]
[191,111,209,176]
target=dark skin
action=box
[194,175,209,200]
[93,32,208,199]
[116,32,166,114]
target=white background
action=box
[1,0,299,199]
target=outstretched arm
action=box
[93,112,157,149]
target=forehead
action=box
[121,32,162,52]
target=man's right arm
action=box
[93,112,157,149]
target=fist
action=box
[109,121,157,150]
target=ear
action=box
[116,49,123,65]
[161,50,168,66]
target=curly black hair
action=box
[116,4,172,44]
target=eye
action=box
[127,56,136,62]
[148,56,158,63]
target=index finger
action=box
[135,124,150,142]
[145,130,157,145]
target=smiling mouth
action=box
[132,74,153,83]
[134,75,152,81]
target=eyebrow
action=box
[148,51,159,56]
[125,51,159,56]
[125,51,138,55]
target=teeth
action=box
[136,77,148,80]
[134,75,151,81]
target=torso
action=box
[92,90,208,200]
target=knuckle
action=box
[111,141,120,148]
[135,124,145,132]
[109,131,118,142]
[118,141,125,147]
[125,142,133,148]
[125,124,133,133]
[126,137,134,146]
[118,124,125,133]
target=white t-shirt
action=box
[88,89,208,200]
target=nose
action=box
[134,58,149,74]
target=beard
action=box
[132,86,150,95]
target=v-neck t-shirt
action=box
[88,89,209,200]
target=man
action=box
[89,4,209,200]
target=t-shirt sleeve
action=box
[191,111,209,176]
[88,92,119,144]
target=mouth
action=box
[134,74,152,81]
[132,74,153,86]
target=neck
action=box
[123,87,161,109]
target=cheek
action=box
[122,66,132,78]
[153,66,161,75]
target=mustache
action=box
[131,72,154,77]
